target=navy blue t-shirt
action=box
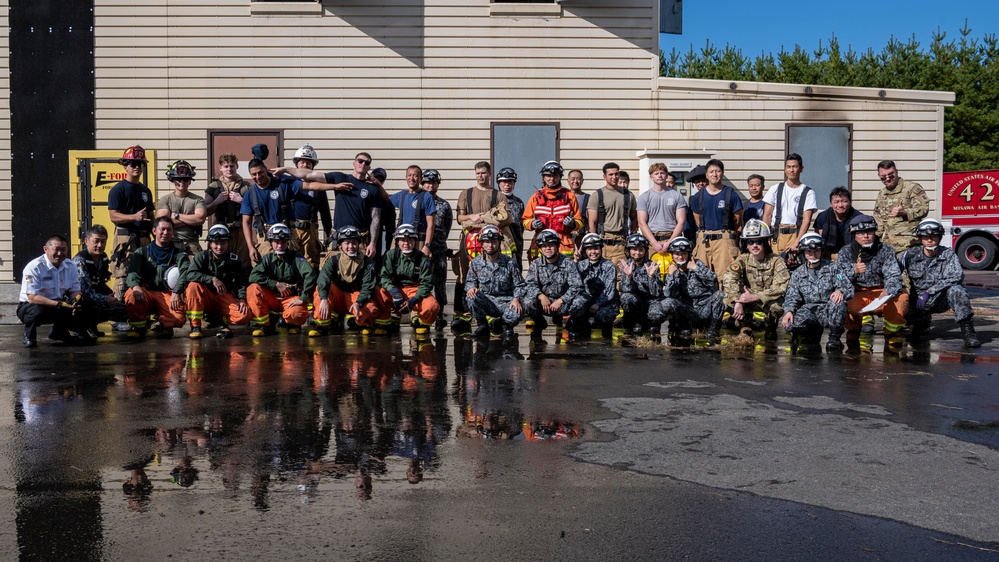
[324,172,382,231]
[742,199,765,224]
[389,190,437,233]
[688,186,743,231]
[240,176,299,224]
[107,180,155,234]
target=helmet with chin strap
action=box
[667,236,693,254]
[914,218,945,237]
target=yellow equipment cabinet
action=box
[68,150,158,253]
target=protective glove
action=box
[399,296,419,314]
[916,291,931,310]
[389,288,405,307]
[531,219,544,230]
[562,216,575,231]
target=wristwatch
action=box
[173,213,180,220]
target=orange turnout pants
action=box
[185,282,251,327]
[313,285,392,328]
[247,283,309,327]
[125,288,187,329]
[378,285,441,325]
[845,287,908,334]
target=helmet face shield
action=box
[625,233,649,250]
[798,234,824,251]
[478,225,503,243]
[666,237,693,254]
[915,219,945,237]
[266,224,292,241]
[394,224,419,240]
[496,167,518,183]
[207,224,231,242]
[421,169,441,184]
[540,161,563,177]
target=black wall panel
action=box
[10,1,95,280]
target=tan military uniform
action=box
[873,179,929,253]
[722,252,790,329]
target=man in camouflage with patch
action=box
[577,233,619,338]
[660,236,725,345]
[463,225,524,338]
[900,219,980,348]
[523,229,588,341]
[781,233,854,352]
[872,160,929,253]
[723,219,788,341]
[837,215,908,349]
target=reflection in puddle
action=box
[9,335,591,557]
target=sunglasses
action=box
[173,177,192,183]
[356,158,372,166]
[746,240,765,246]
[123,160,145,168]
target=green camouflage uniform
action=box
[873,179,929,253]
[722,252,789,329]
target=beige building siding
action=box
[0,0,952,280]
[652,78,952,216]
[92,0,659,228]
[0,1,10,280]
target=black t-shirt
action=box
[107,180,155,234]
[814,207,859,250]
[324,172,382,231]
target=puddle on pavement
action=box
[7,329,999,558]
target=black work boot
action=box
[826,327,844,352]
[471,322,490,338]
[906,314,931,343]
[450,315,472,336]
[529,315,548,339]
[960,319,981,348]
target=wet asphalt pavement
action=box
[4,287,999,560]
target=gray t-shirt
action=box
[637,188,687,232]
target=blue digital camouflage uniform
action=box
[73,249,126,326]
[464,254,525,326]
[660,260,725,333]
[506,193,526,271]
[619,258,666,325]
[523,254,587,321]
[577,257,620,325]
[782,260,854,335]
[430,194,453,307]
[899,246,973,322]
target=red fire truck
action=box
[942,169,999,270]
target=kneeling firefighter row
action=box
[30,210,981,352]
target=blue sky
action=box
[659,0,997,60]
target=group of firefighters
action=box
[17,145,981,352]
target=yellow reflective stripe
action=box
[252,315,270,325]
[128,319,148,329]
[752,311,766,321]
[883,320,905,333]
